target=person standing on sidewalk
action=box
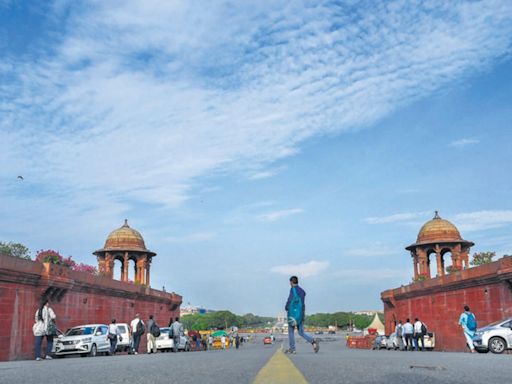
[413,318,425,351]
[108,319,121,355]
[146,315,158,354]
[284,275,319,354]
[33,299,56,361]
[130,314,145,354]
[395,320,404,350]
[459,305,477,353]
[402,318,414,351]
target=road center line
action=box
[252,349,309,384]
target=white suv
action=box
[473,317,512,354]
[54,324,110,357]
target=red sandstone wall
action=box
[0,254,182,361]
[382,257,512,351]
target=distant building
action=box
[181,305,211,315]
[354,310,382,316]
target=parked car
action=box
[115,323,132,353]
[155,327,191,352]
[372,335,387,350]
[54,324,110,357]
[473,317,512,354]
[386,333,399,350]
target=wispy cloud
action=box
[270,260,329,278]
[258,208,304,222]
[450,138,480,148]
[454,210,512,232]
[346,244,400,258]
[364,212,430,224]
[2,0,511,217]
[248,166,287,180]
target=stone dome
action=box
[416,211,462,244]
[94,219,155,255]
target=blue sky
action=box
[1,1,512,316]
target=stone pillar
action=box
[123,252,129,282]
[417,248,430,278]
[436,252,443,277]
[106,252,114,278]
[411,251,418,280]
[145,259,151,287]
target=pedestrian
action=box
[395,320,404,350]
[108,319,121,355]
[33,299,57,361]
[208,334,214,350]
[235,334,240,349]
[130,313,145,354]
[413,318,425,351]
[170,317,183,352]
[221,335,226,349]
[146,315,158,354]
[285,275,319,354]
[459,305,477,353]
[403,318,414,351]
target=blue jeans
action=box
[288,322,314,350]
[35,335,53,359]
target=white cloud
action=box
[258,208,304,222]
[248,166,287,180]
[1,1,512,227]
[454,210,512,232]
[450,138,480,148]
[346,245,399,258]
[364,212,430,224]
[270,260,329,278]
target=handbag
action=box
[108,333,117,340]
[33,321,45,336]
[47,320,58,336]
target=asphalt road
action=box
[1,334,511,384]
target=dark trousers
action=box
[414,333,424,351]
[35,335,53,359]
[132,334,141,352]
[109,338,118,354]
[404,334,413,350]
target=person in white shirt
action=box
[221,335,227,349]
[108,319,121,355]
[395,320,404,350]
[402,318,414,351]
[130,314,145,354]
[413,318,425,351]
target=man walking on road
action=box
[170,317,183,352]
[459,305,477,353]
[285,275,319,354]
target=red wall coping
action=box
[0,254,182,304]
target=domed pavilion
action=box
[94,220,156,285]
[406,211,474,279]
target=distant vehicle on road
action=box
[263,336,273,345]
[328,330,336,335]
[473,317,512,354]
[54,324,110,357]
[155,327,190,352]
[372,335,387,350]
[315,330,324,335]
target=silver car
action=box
[54,324,110,357]
[473,317,512,354]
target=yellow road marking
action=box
[252,349,309,384]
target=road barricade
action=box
[346,335,375,350]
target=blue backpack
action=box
[287,287,303,327]
[466,313,477,331]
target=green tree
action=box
[470,251,495,266]
[0,241,31,260]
